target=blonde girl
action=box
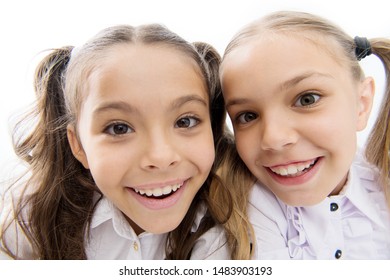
[0,24,241,259]
[220,11,390,259]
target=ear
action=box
[356,77,375,131]
[67,124,89,169]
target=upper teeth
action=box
[133,183,182,197]
[270,160,315,176]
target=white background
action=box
[0,0,389,182]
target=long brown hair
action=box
[1,24,235,259]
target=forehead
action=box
[81,43,207,96]
[222,33,346,76]
[220,33,353,99]
[98,42,202,75]
[79,43,209,109]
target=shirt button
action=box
[133,242,139,252]
[330,202,339,211]
[335,249,342,259]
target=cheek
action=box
[189,131,215,173]
[310,111,357,148]
[201,141,216,173]
[199,150,215,177]
[84,145,129,189]
[235,131,255,163]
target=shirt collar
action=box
[90,196,138,240]
[90,196,116,229]
[90,196,208,237]
[340,154,385,228]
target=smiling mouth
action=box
[268,158,319,177]
[131,182,183,199]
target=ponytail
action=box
[365,38,390,204]
[7,47,99,259]
[14,47,71,164]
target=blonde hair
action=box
[366,39,390,195]
[214,132,256,259]
[220,10,390,256]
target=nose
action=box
[140,131,181,171]
[259,113,298,151]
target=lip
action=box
[265,157,323,186]
[127,179,188,210]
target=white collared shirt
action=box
[86,197,230,259]
[249,152,390,259]
[0,195,230,259]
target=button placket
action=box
[329,199,343,259]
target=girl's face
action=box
[221,34,374,206]
[68,44,214,234]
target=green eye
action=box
[295,93,320,107]
[237,112,258,124]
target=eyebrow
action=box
[280,71,333,91]
[225,98,253,109]
[93,101,138,116]
[93,94,208,116]
[225,71,333,109]
[170,94,208,110]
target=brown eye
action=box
[175,116,199,128]
[105,123,133,135]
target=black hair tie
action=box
[354,36,372,61]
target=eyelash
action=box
[104,122,133,136]
[175,115,201,129]
[235,112,258,125]
[294,92,321,107]
[233,92,321,124]
[103,115,201,136]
